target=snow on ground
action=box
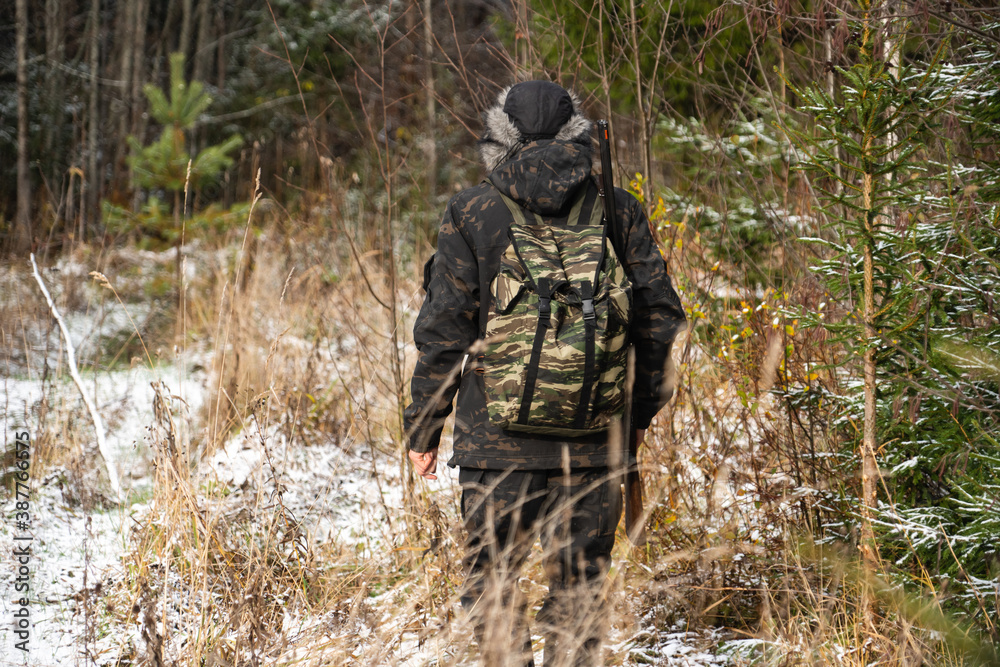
[0,473,132,666]
[0,356,751,665]
[617,629,730,665]
[0,353,459,665]
[610,620,767,666]
[0,260,751,665]
[3,363,207,479]
[0,362,207,666]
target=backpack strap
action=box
[496,182,608,287]
[495,182,600,229]
[573,279,597,429]
[517,277,553,425]
[572,182,603,228]
[498,191,532,227]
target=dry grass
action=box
[3,180,996,667]
[98,192,434,664]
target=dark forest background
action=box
[0,0,516,250]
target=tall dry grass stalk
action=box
[29,253,121,497]
[89,160,450,663]
[123,384,327,665]
[6,169,991,667]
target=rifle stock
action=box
[625,444,645,545]
[598,120,645,546]
[622,353,645,546]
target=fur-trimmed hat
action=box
[478,81,592,172]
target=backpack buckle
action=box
[538,297,552,327]
[537,279,552,327]
[581,281,596,323]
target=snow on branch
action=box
[29,253,122,500]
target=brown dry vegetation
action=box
[2,165,993,665]
[4,0,1000,665]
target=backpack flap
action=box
[492,264,527,316]
[483,216,632,437]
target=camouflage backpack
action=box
[480,183,632,436]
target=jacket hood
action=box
[479,82,594,215]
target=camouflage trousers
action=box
[458,465,622,667]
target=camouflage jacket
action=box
[404,136,686,470]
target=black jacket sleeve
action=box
[616,190,687,429]
[403,201,480,452]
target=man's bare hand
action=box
[635,429,647,449]
[408,448,438,480]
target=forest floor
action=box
[0,243,766,666]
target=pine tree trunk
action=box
[179,0,194,60]
[858,3,904,583]
[860,144,882,633]
[192,0,212,85]
[131,0,149,135]
[215,6,227,91]
[824,21,842,194]
[856,20,883,585]
[423,0,437,205]
[86,0,101,236]
[44,0,65,202]
[861,166,879,567]
[15,0,31,252]
[129,0,149,210]
[116,0,137,192]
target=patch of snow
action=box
[0,474,130,665]
[1,360,208,665]
[613,628,734,665]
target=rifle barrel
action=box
[597,120,616,227]
[598,120,645,546]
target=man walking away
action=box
[405,81,686,667]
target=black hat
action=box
[503,81,575,141]
[479,81,592,171]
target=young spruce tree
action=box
[786,7,1000,629]
[128,52,243,234]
